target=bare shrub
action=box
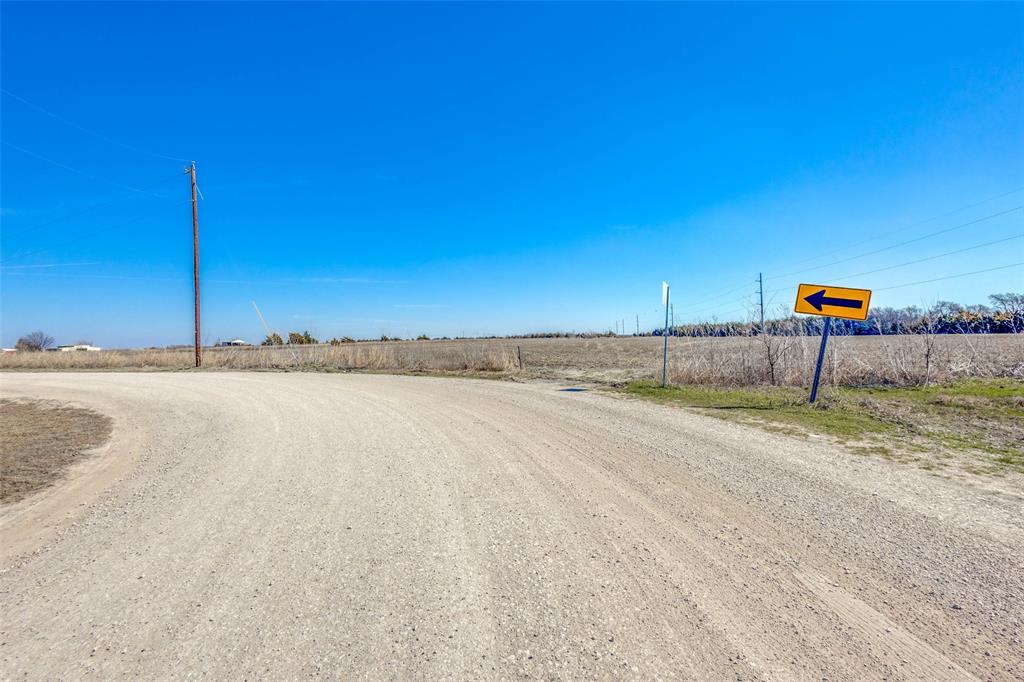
[15,331,54,352]
[662,334,1022,387]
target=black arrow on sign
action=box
[804,289,864,312]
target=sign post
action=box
[808,317,831,404]
[794,283,872,404]
[661,281,670,388]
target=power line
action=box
[690,305,752,322]
[830,234,1024,282]
[1,87,185,162]
[757,231,1024,299]
[2,140,172,196]
[874,262,1024,292]
[0,271,181,282]
[755,185,1024,278]
[764,204,1023,282]
[673,280,754,308]
[0,261,100,270]
[0,199,190,247]
[678,191,1024,313]
[0,178,184,239]
[681,291,755,318]
[686,236,1021,321]
[681,261,1021,323]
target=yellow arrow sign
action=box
[794,283,872,321]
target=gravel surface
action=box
[1,372,1021,680]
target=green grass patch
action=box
[619,379,1024,475]
[622,382,895,440]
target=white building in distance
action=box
[51,344,102,352]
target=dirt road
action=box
[1,373,1021,679]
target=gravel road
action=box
[1,372,1021,680]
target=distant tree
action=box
[15,330,54,352]
[380,335,391,342]
[931,301,964,318]
[302,331,317,345]
[287,331,318,345]
[416,334,430,341]
[262,332,284,346]
[989,293,1024,316]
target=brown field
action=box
[2,333,1022,387]
[0,399,112,504]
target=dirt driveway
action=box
[1,372,1021,679]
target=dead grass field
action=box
[1,334,1021,387]
[517,334,1024,386]
[0,399,112,504]
[0,329,1019,385]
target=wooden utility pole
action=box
[186,162,201,367]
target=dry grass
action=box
[0,399,112,504]
[509,334,1024,386]
[0,341,519,373]
[2,334,1021,388]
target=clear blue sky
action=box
[2,2,1022,347]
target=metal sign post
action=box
[661,281,670,388]
[808,317,831,404]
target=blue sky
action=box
[2,2,1022,347]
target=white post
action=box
[661,282,670,387]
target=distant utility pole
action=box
[252,300,298,364]
[758,272,765,335]
[186,161,201,368]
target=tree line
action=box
[658,292,1023,337]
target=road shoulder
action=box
[0,382,141,567]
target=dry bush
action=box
[663,334,1023,387]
